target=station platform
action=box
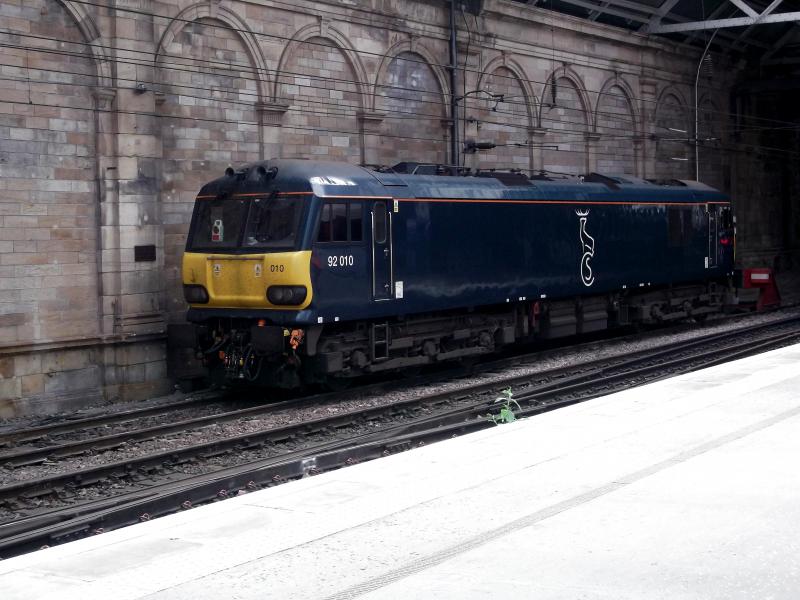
[2,344,800,599]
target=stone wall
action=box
[0,0,773,416]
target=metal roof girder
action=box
[727,0,759,19]
[760,26,800,62]
[734,0,786,45]
[545,0,654,23]
[650,11,800,33]
[640,0,681,31]
[588,1,611,21]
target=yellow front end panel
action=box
[182,251,313,309]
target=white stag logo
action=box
[576,209,595,286]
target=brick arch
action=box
[372,40,450,116]
[275,23,368,109]
[154,2,270,103]
[477,55,537,128]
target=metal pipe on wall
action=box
[449,0,459,169]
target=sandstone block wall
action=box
[0,0,784,417]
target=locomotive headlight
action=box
[183,284,209,304]
[267,285,308,306]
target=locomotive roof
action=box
[197,159,729,204]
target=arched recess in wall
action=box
[0,0,101,343]
[654,87,691,181]
[474,57,536,171]
[697,95,725,189]
[594,76,639,175]
[155,4,267,319]
[373,41,450,166]
[275,24,367,161]
[539,67,592,175]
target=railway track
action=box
[0,307,790,466]
[0,391,227,448]
[1,314,798,558]
[3,305,784,453]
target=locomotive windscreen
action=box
[188,196,302,252]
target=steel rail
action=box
[0,392,223,447]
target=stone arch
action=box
[59,1,113,87]
[372,45,449,165]
[477,55,537,127]
[594,75,639,175]
[372,40,451,116]
[155,6,265,319]
[275,23,368,109]
[473,59,537,171]
[538,65,592,130]
[594,75,639,135]
[154,2,270,102]
[696,94,722,141]
[656,85,690,115]
[0,0,101,342]
[696,95,724,188]
[539,66,592,175]
[654,87,692,180]
[275,28,364,161]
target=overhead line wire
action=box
[7,1,756,129]
[0,33,772,141]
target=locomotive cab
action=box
[180,162,323,386]
[180,160,391,386]
[183,191,314,311]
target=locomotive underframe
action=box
[188,278,729,387]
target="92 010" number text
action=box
[327,255,354,268]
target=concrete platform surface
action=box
[2,344,800,600]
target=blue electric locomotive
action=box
[181,159,734,386]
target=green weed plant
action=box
[489,387,520,425]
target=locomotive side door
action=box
[707,204,719,268]
[371,201,393,300]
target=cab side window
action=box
[317,202,363,243]
[331,203,347,240]
[350,204,363,241]
[318,203,333,242]
[721,207,733,229]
